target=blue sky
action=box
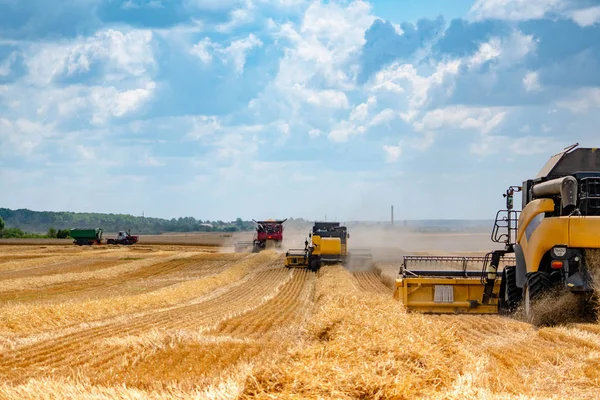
[1,0,599,222]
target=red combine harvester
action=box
[234,219,287,253]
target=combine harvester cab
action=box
[394,143,600,320]
[235,219,287,253]
[284,222,373,272]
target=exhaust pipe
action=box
[532,175,578,215]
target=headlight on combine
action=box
[552,246,567,258]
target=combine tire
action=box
[523,271,551,322]
[499,266,522,314]
[309,259,320,272]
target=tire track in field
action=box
[353,270,392,294]
[102,267,315,389]
[215,268,314,338]
[0,262,290,381]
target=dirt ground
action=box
[0,234,598,399]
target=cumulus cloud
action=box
[556,87,600,113]
[358,16,445,82]
[24,28,155,85]
[383,142,401,163]
[0,118,56,157]
[413,106,506,134]
[468,0,565,22]
[523,71,541,91]
[191,33,263,73]
[570,6,600,27]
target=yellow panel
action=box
[522,216,600,273]
[517,198,555,243]
[311,235,321,255]
[568,216,600,248]
[523,218,569,273]
[319,237,342,255]
[393,277,501,314]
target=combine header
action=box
[284,222,373,272]
[235,219,287,253]
[394,143,600,320]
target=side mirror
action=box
[347,233,350,238]
[309,233,312,238]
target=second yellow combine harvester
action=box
[394,143,600,321]
[284,222,373,272]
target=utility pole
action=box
[391,205,394,226]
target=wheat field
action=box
[0,243,599,399]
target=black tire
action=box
[310,259,320,272]
[500,266,522,313]
[523,271,552,321]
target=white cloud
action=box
[190,33,263,73]
[414,106,507,134]
[276,0,375,90]
[406,132,435,151]
[369,108,396,127]
[556,88,600,113]
[0,118,55,157]
[0,52,18,77]
[468,38,502,69]
[469,134,507,156]
[186,115,222,140]
[509,136,558,155]
[306,89,349,108]
[0,80,156,125]
[111,81,156,117]
[190,38,213,63]
[570,6,600,27]
[24,29,155,85]
[308,128,322,138]
[215,5,255,33]
[523,71,540,92]
[328,120,365,142]
[468,0,565,21]
[76,144,96,161]
[468,31,535,71]
[383,143,401,163]
[370,60,461,111]
[349,96,376,121]
[243,0,380,142]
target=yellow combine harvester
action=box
[284,222,373,272]
[394,143,600,320]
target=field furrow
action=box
[0,265,290,381]
[1,243,599,399]
[353,270,392,294]
[0,254,239,302]
[215,268,314,338]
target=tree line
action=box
[0,208,313,237]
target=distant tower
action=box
[391,205,394,226]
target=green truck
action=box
[70,228,103,246]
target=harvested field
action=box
[0,244,599,399]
